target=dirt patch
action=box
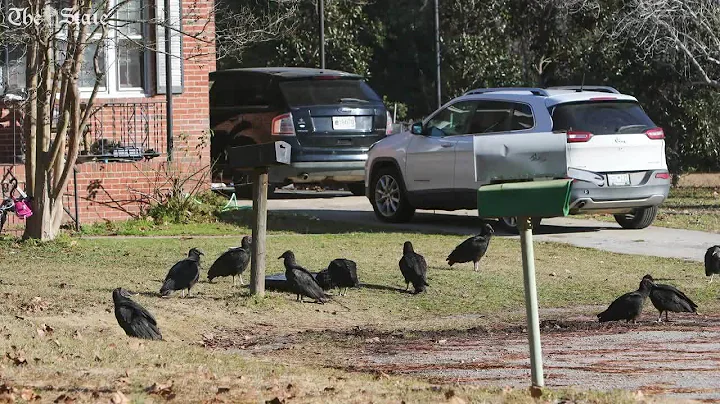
[331,316,720,402]
[206,316,720,402]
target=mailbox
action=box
[228,141,291,170]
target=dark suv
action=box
[209,67,390,197]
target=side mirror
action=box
[410,122,424,135]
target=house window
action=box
[0,0,148,97]
[78,0,148,96]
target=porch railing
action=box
[81,101,166,162]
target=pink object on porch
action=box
[14,199,32,219]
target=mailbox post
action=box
[228,141,291,297]
[477,179,573,389]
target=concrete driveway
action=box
[263,190,720,263]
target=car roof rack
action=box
[547,85,620,94]
[464,87,549,96]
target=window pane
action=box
[426,101,475,137]
[79,43,106,88]
[116,0,143,36]
[117,39,143,88]
[279,79,381,107]
[551,101,655,135]
[468,101,513,134]
[2,46,26,92]
[511,103,534,130]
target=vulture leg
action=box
[239,274,244,286]
[405,282,409,291]
[232,276,236,287]
[665,311,670,322]
[710,274,715,284]
[656,312,663,323]
[296,294,301,302]
[181,290,185,298]
[473,261,479,272]
[187,288,191,298]
[344,287,349,296]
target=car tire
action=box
[233,172,277,199]
[614,206,658,229]
[348,183,366,196]
[370,167,415,223]
[495,216,542,234]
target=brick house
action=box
[0,0,215,231]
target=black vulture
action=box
[315,268,334,290]
[278,250,329,303]
[399,241,429,294]
[705,245,720,283]
[446,223,495,271]
[597,277,654,323]
[112,288,162,340]
[160,248,203,298]
[207,236,252,286]
[327,258,359,296]
[642,274,698,322]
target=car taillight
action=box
[385,111,393,135]
[271,113,296,136]
[645,127,665,139]
[655,172,671,179]
[566,131,593,143]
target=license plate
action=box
[608,173,631,186]
[332,116,356,130]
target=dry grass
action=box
[583,186,720,233]
[0,232,707,403]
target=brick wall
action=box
[0,0,216,231]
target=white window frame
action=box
[78,0,150,99]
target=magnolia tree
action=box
[0,0,298,240]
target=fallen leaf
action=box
[72,330,82,340]
[6,351,27,366]
[94,355,102,362]
[19,389,39,401]
[216,387,230,394]
[146,381,175,399]
[110,391,129,404]
[265,398,283,404]
[323,387,335,392]
[0,384,17,403]
[53,393,76,403]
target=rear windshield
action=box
[279,79,381,107]
[550,101,655,135]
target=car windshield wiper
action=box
[616,124,648,134]
[338,97,369,103]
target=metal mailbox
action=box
[228,141,291,170]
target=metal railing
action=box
[81,101,166,162]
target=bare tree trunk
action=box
[24,42,38,195]
[24,37,56,240]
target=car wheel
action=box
[614,206,658,229]
[233,172,277,199]
[348,182,366,196]
[370,167,415,223]
[496,216,542,234]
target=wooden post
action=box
[250,167,269,297]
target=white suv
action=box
[364,86,671,231]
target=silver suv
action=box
[364,86,671,231]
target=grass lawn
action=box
[582,186,720,233]
[0,225,711,402]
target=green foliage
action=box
[223,0,720,172]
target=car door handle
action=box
[440,143,453,148]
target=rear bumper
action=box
[269,161,366,184]
[569,171,670,213]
